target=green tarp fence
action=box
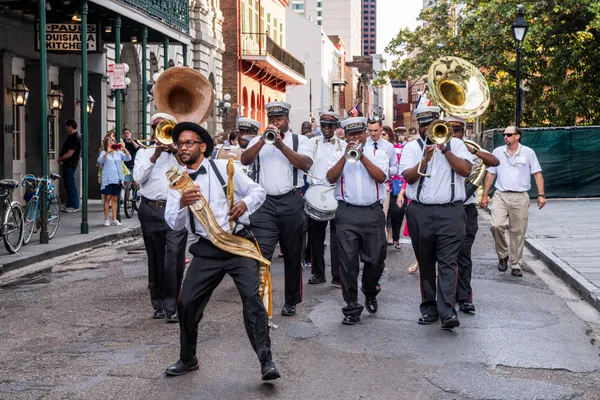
[481,126,600,198]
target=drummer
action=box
[306,112,347,287]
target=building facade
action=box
[362,0,377,56]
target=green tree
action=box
[382,0,600,128]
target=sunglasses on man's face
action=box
[504,133,516,137]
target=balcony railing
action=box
[120,0,189,33]
[241,33,305,77]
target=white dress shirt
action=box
[307,136,347,185]
[399,137,472,204]
[486,144,542,192]
[165,158,266,239]
[246,131,314,196]
[367,137,399,176]
[327,144,389,206]
[133,148,181,201]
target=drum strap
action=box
[416,138,454,202]
[189,160,227,235]
[256,133,299,187]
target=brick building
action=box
[221,0,306,131]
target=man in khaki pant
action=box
[481,126,546,277]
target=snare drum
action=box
[304,184,337,221]
[215,145,243,162]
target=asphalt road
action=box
[1,213,599,400]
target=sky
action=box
[377,0,422,55]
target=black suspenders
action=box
[188,160,228,235]
[416,138,455,203]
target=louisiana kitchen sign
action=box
[35,23,101,53]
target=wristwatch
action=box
[471,148,478,155]
[537,194,546,198]
[441,148,449,155]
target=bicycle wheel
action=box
[22,199,37,245]
[3,202,24,254]
[133,189,141,212]
[48,194,60,240]
[124,185,135,218]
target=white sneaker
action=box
[111,220,122,226]
[104,220,110,227]
[64,207,79,213]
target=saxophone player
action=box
[164,122,280,381]
[445,116,499,313]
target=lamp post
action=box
[511,4,528,127]
[214,94,232,119]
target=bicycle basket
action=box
[23,179,36,202]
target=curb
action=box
[525,237,600,313]
[0,227,142,275]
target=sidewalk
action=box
[525,199,600,311]
[0,200,140,274]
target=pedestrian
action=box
[400,106,472,330]
[481,125,546,277]
[445,116,499,312]
[227,130,240,147]
[122,128,140,182]
[302,120,317,138]
[382,125,406,249]
[240,101,314,317]
[163,121,280,381]
[133,113,188,323]
[97,133,131,226]
[57,119,81,213]
[335,127,346,140]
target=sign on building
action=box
[108,64,127,90]
[35,23,100,53]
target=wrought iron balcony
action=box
[119,0,189,33]
[241,33,306,83]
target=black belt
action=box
[141,196,166,207]
[501,190,526,194]
[338,201,382,209]
[412,200,463,207]
[267,189,298,200]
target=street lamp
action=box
[214,93,232,119]
[47,84,64,111]
[78,91,95,114]
[9,78,29,107]
[511,4,528,127]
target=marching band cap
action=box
[237,117,261,132]
[443,115,466,130]
[319,111,341,125]
[171,122,214,158]
[413,105,441,125]
[265,101,291,117]
[341,117,368,134]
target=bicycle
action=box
[0,179,24,254]
[21,173,61,245]
[123,181,141,219]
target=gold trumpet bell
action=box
[155,119,175,146]
[427,119,454,145]
[428,56,490,119]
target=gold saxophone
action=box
[165,160,273,322]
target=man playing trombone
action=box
[326,117,389,325]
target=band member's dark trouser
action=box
[406,202,466,318]
[250,190,304,305]
[308,217,340,280]
[138,201,187,312]
[178,255,272,363]
[388,194,407,242]
[456,204,478,303]
[336,202,386,317]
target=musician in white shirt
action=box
[133,113,187,323]
[305,112,347,287]
[326,117,389,325]
[240,102,313,317]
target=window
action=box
[317,11,321,16]
[317,20,322,25]
[292,4,304,10]
[370,22,375,25]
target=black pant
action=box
[250,190,304,305]
[456,204,479,303]
[138,201,188,312]
[406,202,466,318]
[302,213,311,262]
[178,255,272,362]
[308,217,340,280]
[336,202,386,317]
[388,194,407,242]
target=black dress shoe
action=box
[365,297,378,314]
[281,304,296,316]
[441,315,460,330]
[458,301,476,313]
[153,309,166,319]
[165,358,199,376]
[342,314,360,325]
[498,256,509,272]
[166,311,179,323]
[511,268,523,277]
[308,275,326,284]
[418,315,439,325]
[260,360,281,381]
[331,279,341,288]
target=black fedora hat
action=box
[171,122,213,158]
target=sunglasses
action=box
[503,133,516,137]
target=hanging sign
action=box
[108,64,127,90]
[35,23,100,53]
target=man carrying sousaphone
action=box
[305,112,346,287]
[159,67,280,380]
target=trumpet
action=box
[417,120,454,177]
[345,142,363,163]
[262,129,280,144]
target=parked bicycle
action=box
[0,179,24,254]
[21,173,61,245]
[123,181,141,219]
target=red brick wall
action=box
[221,0,240,131]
